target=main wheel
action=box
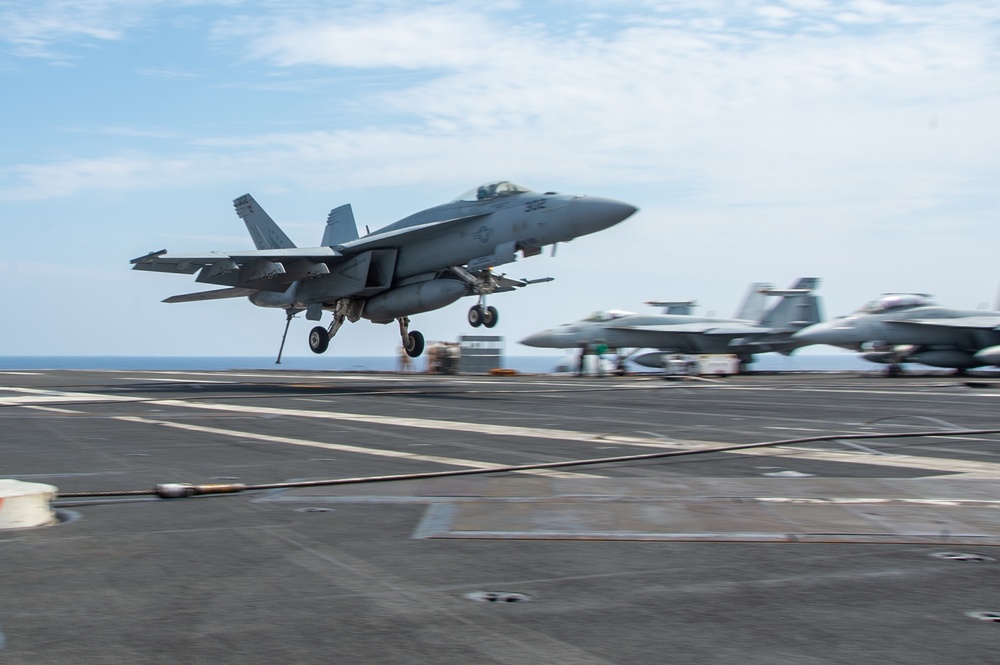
[468,305,484,328]
[482,305,499,328]
[404,330,425,358]
[308,326,330,354]
[886,364,902,377]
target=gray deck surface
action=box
[2,369,1000,664]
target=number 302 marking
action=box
[524,199,546,212]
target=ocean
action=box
[0,353,880,373]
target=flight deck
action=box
[2,369,999,664]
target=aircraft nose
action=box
[519,330,559,348]
[569,196,638,234]
[792,323,837,346]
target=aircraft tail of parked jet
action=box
[733,282,771,322]
[758,278,822,330]
[234,194,297,250]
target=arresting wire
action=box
[55,427,1000,500]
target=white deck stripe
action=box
[112,415,601,479]
[148,399,1000,478]
[5,386,1000,477]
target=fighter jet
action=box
[792,293,1000,375]
[131,181,637,359]
[519,278,822,372]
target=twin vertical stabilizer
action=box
[323,204,360,247]
[758,278,822,330]
[234,194,296,250]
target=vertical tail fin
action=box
[758,278,823,330]
[322,204,360,247]
[233,194,296,250]
[733,283,771,321]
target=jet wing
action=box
[130,248,343,274]
[336,212,490,252]
[889,316,1000,331]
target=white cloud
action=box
[0,154,215,201]
[0,0,234,59]
[225,7,527,70]
[0,0,138,58]
[2,0,999,350]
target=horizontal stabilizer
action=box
[163,288,258,303]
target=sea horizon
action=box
[0,353,939,374]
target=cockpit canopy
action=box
[858,293,935,314]
[454,181,533,202]
[582,310,634,323]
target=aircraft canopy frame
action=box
[454,181,534,202]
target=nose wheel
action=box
[308,326,330,354]
[468,304,499,328]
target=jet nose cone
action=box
[792,323,835,346]
[519,331,557,348]
[570,196,638,235]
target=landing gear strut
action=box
[451,266,501,329]
[398,316,425,358]
[307,298,363,355]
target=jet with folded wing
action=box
[792,293,1000,375]
[519,278,822,372]
[132,181,637,359]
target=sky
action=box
[1,0,999,359]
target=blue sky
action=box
[1,0,998,358]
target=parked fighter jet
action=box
[132,181,637,359]
[519,278,822,372]
[792,293,1000,375]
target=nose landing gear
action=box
[468,303,499,328]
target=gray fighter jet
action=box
[132,181,637,359]
[519,278,822,372]
[792,293,1000,375]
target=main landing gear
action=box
[308,326,330,354]
[398,316,425,358]
[306,298,364,355]
[307,314,425,358]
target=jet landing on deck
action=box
[132,182,636,360]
